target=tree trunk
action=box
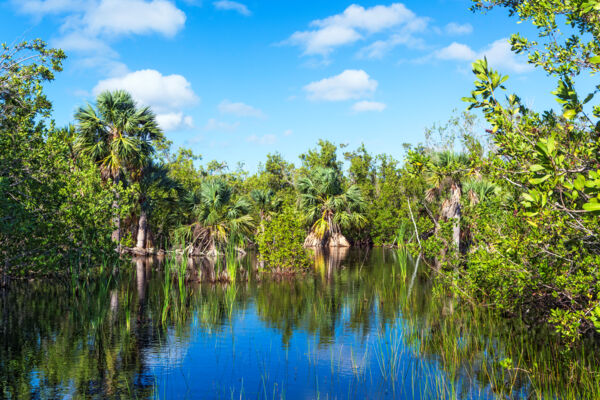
[111,176,121,251]
[135,209,148,250]
[448,182,462,252]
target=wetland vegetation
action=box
[2,1,600,398]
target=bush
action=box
[257,207,310,271]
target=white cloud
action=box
[247,134,276,145]
[480,38,533,73]
[53,32,117,56]
[13,0,186,75]
[93,69,199,131]
[94,69,198,112]
[352,101,386,112]
[213,0,251,16]
[304,70,378,101]
[284,129,293,136]
[15,0,186,37]
[444,22,473,35]
[358,28,427,59]
[432,38,532,73]
[156,112,193,131]
[14,0,89,16]
[77,57,130,77]
[284,3,427,57]
[218,100,264,118]
[204,118,240,131]
[84,0,186,37]
[434,42,476,61]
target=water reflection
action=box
[0,250,598,399]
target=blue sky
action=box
[0,0,563,170]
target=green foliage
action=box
[297,167,367,241]
[178,179,255,254]
[257,207,310,271]
[0,40,119,273]
[457,0,600,342]
[299,139,343,174]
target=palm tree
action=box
[74,90,162,247]
[297,167,366,248]
[133,161,180,251]
[463,178,501,206]
[424,151,470,255]
[250,188,282,230]
[179,179,254,256]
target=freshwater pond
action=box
[1,249,598,399]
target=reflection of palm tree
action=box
[297,168,366,248]
[313,247,349,280]
[74,90,162,247]
[180,179,254,255]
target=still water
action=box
[1,249,598,399]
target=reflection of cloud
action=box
[143,331,189,368]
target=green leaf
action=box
[546,137,556,155]
[583,202,600,212]
[529,175,551,185]
[530,164,546,172]
[563,109,577,120]
[522,193,535,202]
[589,56,600,64]
[574,175,586,191]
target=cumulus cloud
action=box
[284,3,428,57]
[156,112,194,131]
[12,0,89,16]
[432,38,532,73]
[83,0,186,37]
[358,28,426,59]
[213,0,251,16]
[204,118,240,131]
[218,100,264,118]
[53,32,117,56]
[444,22,473,35]
[304,70,378,101]
[247,134,276,145]
[13,0,186,75]
[93,69,199,131]
[434,42,476,61]
[15,0,186,39]
[352,101,386,112]
[479,39,533,73]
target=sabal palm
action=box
[74,90,162,246]
[182,179,254,254]
[250,189,282,223]
[134,161,181,250]
[424,151,470,203]
[297,167,366,240]
[74,90,161,182]
[424,151,470,254]
[463,179,500,205]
